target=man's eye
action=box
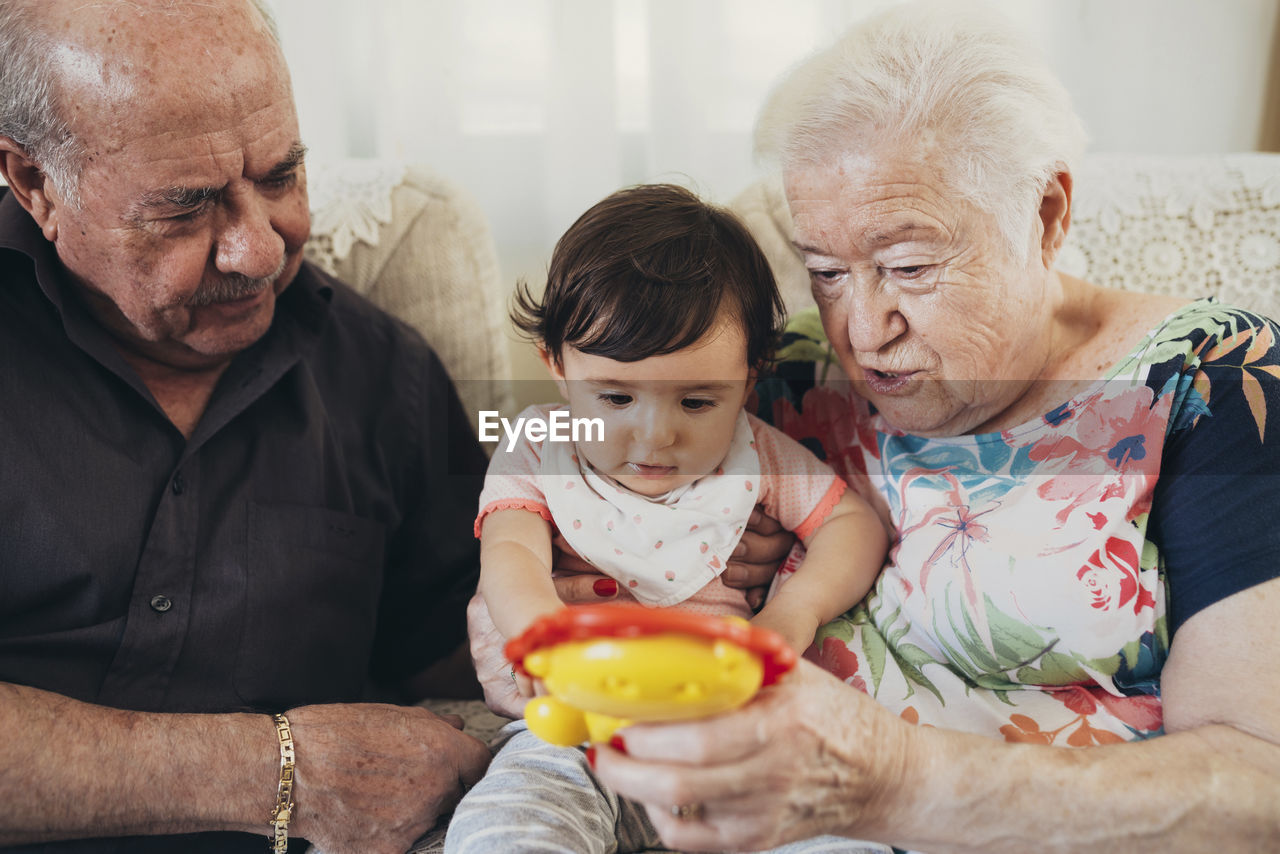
[166,205,210,222]
[808,269,842,282]
[681,398,715,411]
[598,393,632,407]
[261,172,298,190]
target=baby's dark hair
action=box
[512,183,785,370]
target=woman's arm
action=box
[594,577,1280,853]
[477,508,562,640]
[750,489,888,652]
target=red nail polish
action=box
[609,734,628,754]
[593,578,618,596]
[585,746,597,769]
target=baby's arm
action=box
[750,489,889,654]
[478,509,564,641]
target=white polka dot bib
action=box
[541,410,762,607]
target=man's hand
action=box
[286,703,491,854]
[467,575,620,719]
[722,505,794,610]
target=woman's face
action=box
[785,151,1057,436]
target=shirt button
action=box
[171,473,185,495]
[150,595,173,613]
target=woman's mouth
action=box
[862,368,917,394]
[628,463,678,478]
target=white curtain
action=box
[266,0,1278,289]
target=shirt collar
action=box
[0,188,77,315]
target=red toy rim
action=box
[504,603,798,687]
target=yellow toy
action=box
[505,603,798,746]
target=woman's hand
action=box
[467,575,620,719]
[723,505,796,610]
[591,659,911,852]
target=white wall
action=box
[265,0,1279,394]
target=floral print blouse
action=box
[766,299,1280,744]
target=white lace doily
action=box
[1060,153,1280,318]
[303,158,408,274]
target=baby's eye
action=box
[681,398,716,411]
[597,392,632,407]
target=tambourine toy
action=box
[504,603,797,746]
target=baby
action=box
[446,184,890,854]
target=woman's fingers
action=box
[593,661,900,851]
[722,504,795,595]
[550,572,620,603]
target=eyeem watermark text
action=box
[478,410,604,452]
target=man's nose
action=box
[213,189,286,280]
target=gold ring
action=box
[670,802,705,821]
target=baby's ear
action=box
[538,347,569,399]
[744,366,760,412]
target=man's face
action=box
[47,4,310,371]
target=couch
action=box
[304,152,1280,854]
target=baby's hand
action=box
[749,609,818,658]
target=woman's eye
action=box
[807,269,842,282]
[888,265,928,279]
[681,398,715,411]
[598,393,632,407]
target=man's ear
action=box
[537,347,569,399]
[0,138,62,242]
[1038,169,1072,268]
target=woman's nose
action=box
[845,281,907,354]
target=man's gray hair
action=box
[755,1,1087,259]
[0,0,281,207]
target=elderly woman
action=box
[563,5,1280,853]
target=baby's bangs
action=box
[562,272,727,364]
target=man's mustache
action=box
[187,257,288,308]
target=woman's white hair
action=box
[0,0,281,208]
[756,1,1087,259]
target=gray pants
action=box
[444,721,892,854]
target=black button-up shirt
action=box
[0,191,486,852]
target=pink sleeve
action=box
[474,405,556,538]
[748,413,848,542]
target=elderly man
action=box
[0,1,495,851]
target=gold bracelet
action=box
[269,713,296,853]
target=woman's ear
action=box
[538,347,569,399]
[1038,170,1073,269]
[0,139,62,242]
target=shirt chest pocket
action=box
[235,502,386,708]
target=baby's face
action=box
[549,320,753,498]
